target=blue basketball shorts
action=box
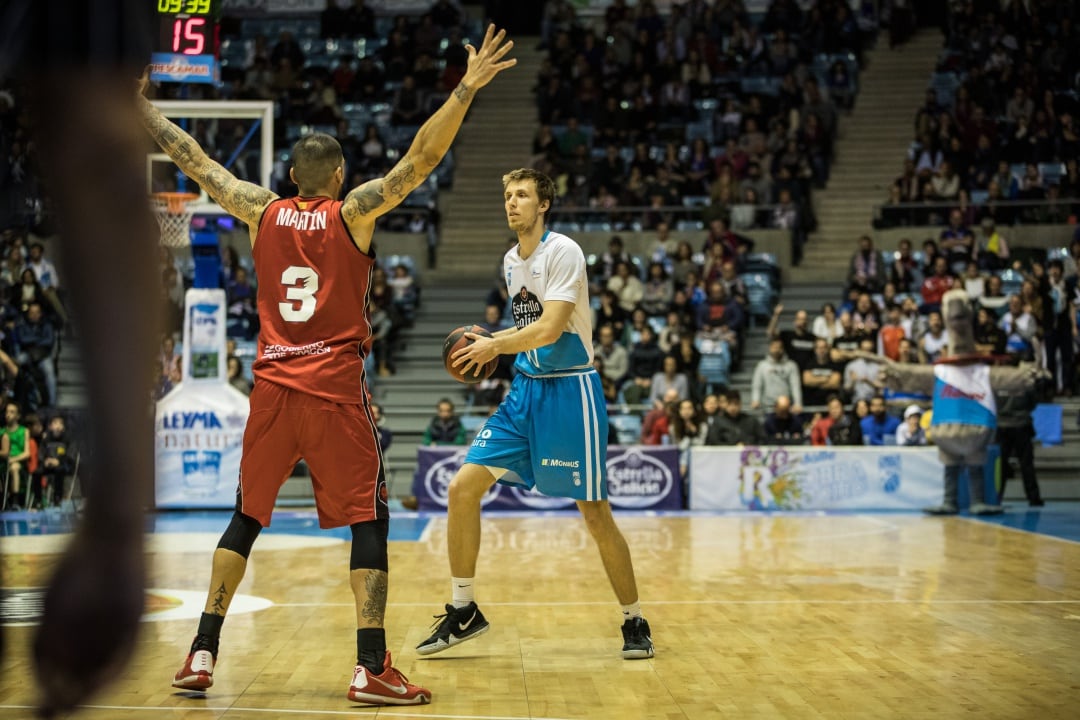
[465,370,609,501]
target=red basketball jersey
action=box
[252,196,374,404]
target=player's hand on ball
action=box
[453,332,499,377]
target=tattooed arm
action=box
[137,77,276,230]
[340,24,515,252]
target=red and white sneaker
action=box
[347,651,431,706]
[173,648,215,691]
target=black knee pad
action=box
[216,511,262,558]
[349,519,388,571]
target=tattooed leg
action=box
[351,570,388,628]
[202,549,249,616]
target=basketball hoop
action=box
[150,191,200,248]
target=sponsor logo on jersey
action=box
[512,287,543,329]
[540,458,580,468]
[939,384,986,401]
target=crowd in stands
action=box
[877,1,1080,228]
[529,0,876,254]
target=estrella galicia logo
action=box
[423,451,501,508]
[606,449,673,509]
[512,287,543,329]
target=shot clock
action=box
[149,0,221,84]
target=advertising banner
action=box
[149,53,218,84]
[690,446,998,511]
[156,289,250,509]
[413,446,682,512]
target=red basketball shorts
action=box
[238,379,388,528]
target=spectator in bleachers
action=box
[920,256,956,314]
[594,323,629,388]
[696,279,743,341]
[974,306,1006,355]
[623,325,665,405]
[14,302,56,407]
[919,311,950,364]
[649,354,689,406]
[961,261,985,301]
[1043,259,1074,394]
[973,217,1011,272]
[594,357,621,405]
[751,338,802,413]
[764,395,806,445]
[670,398,706,481]
[1000,293,1039,363]
[979,273,1009,315]
[640,390,678,446]
[422,398,465,447]
[226,266,258,341]
[896,404,927,446]
[878,307,906,361]
[1,401,30,508]
[11,268,45,317]
[897,335,920,365]
[706,388,764,447]
[830,310,862,362]
[387,263,417,323]
[939,208,974,273]
[844,338,883,404]
[860,394,900,446]
[802,337,843,408]
[227,355,252,396]
[593,289,627,341]
[811,302,843,344]
[851,292,881,338]
[640,262,674,317]
[767,305,815,371]
[847,234,883,294]
[607,260,645,315]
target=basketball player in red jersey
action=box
[138,25,515,706]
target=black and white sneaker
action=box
[620,617,654,659]
[416,602,490,656]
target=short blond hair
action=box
[502,168,556,213]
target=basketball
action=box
[443,325,498,384]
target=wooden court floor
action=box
[1,512,1079,719]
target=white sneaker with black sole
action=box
[416,602,490,656]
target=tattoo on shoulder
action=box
[343,182,385,222]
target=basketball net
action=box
[150,192,200,248]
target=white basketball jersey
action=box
[503,230,594,376]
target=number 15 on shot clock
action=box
[150,0,221,85]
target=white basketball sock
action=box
[621,601,642,621]
[451,577,475,608]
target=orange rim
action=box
[151,191,201,214]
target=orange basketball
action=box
[442,325,498,384]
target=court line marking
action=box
[961,515,1080,545]
[0,704,572,720]
[275,599,1080,607]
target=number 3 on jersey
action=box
[279,265,319,322]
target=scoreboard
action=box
[150,0,221,84]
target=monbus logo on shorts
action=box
[541,458,580,468]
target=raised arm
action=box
[137,74,276,227]
[340,24,515,244]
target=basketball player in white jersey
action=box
[417,168,654,660]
